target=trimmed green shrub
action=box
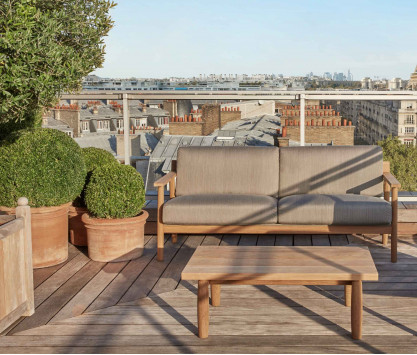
[82,147,118,173]
[0,128,86,207]
[85,164,145,219]
[73,147,119,207]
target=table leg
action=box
[198,280,209,338]
[351,281,363,340]
[211,284,221,306]
[345,284,352,307]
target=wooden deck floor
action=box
[1,232,417,353]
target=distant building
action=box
[347,69,353,81]
[46,100,170,137]
[277,103,354,145]
[361,77,374,90]
[389,78,407,90]
[342,100,417,146]
[407,65,417,90]
[323,72,332,80]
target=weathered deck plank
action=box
[3,234,417,354]
[85,236,155,313]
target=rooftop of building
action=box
[78,105,169,120]
[74,132,159,158]
[42,118,73,132]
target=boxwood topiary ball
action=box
[73,147,119,207]
[82,147,118,173]
[85,164,145,219]
[0,128,86,208]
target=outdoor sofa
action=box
[154,146,401,262]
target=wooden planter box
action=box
[0,198,34,333]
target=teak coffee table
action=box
[181,246,378,340]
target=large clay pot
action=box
[0,203,70,268]
[68,206,88,246]
[82,211,149,262]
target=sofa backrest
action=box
[279,146,383,197]
[176,146,279,197]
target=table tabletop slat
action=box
[181,246,378,281]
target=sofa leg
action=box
[382,234,388,246]
[391,187,398,263]
[172,234,178,243]
[157,228,164,261]
[391,232,397,263]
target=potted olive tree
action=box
[69,147,119,246]
[0,128,86,268]
[82,164,148,262]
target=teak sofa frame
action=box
[154,160,400,263]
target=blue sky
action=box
[93,0,417,80]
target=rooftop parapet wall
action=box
[167,104,242,136]
[285,125,355,145]
[168,122,205,136]
[284,118,352,127]
[222,100,274,118]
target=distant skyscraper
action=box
[323,72,332,80]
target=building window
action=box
[404,140,414,146]
[135,118,146,127]
[117,119,123,129]
[97,120,109,130]
[405,127,414,134]
[82,121,89,131]
[405,115,415,124]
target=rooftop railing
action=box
[61,90,417,164]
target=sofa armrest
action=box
[154,172,177,187]
[383,172,401,189]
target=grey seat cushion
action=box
[278,194,392,225]
[163,194,278,225]
[176,146,279,197]
[279,146,383,197]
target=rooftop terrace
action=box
[1,201,417,353]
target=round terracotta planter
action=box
[68,206,88,246]
[0,203,71,269]
[82,211,149,262]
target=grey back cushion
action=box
[279,146,383,197]
[176,146,279,197]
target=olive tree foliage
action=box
[378,135,417,192]
[0,0,116,138]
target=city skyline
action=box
[93,0,417,80]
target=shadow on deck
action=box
[1,232,417,353]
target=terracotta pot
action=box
[82,211,149,262]
[68,206,88,246]
[0,203,70,269]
